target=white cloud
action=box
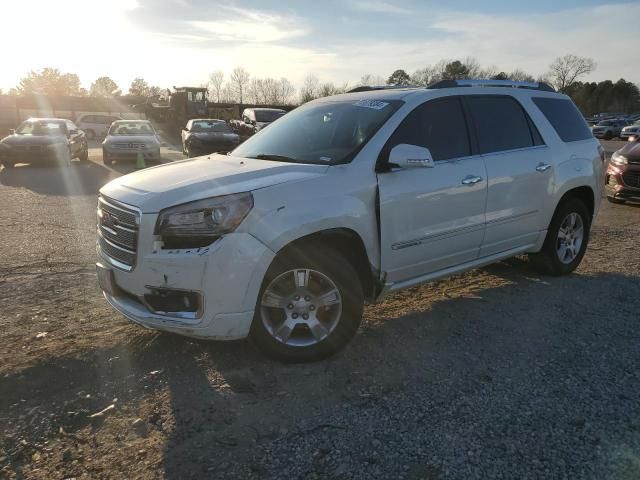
[350,1,411,14]
[191,7,309,43]
[321,3,640,86]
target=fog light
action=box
[143,288,202,318]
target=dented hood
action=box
[100,154,328,212]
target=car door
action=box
[182,120,191,146]
[463,95,553,257]
[377,96,488,283]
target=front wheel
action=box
[79,145,89,162]
[604,131,613,140]
[102,149,112,166]
[250,246,364,362]
[530,198,591,276]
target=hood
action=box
[100,154,329,213]
[1,134,67,146]
[104,135,159,144]
[617,140,640,162]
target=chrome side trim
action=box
[391,223,484,250]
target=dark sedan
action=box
[606,135,640,203]
[0,118,88,168]
[181,119,240,158]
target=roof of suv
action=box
[315,81,564,104]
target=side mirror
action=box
[8,129,15,135]
[389,144,434,169]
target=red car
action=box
[606,135,640,203]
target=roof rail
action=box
[428,79,555,92]
[347,84,418,93]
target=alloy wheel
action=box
[260,268,342,347]
[556,212,584,264]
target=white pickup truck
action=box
[96,80,604,362]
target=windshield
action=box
[232,100,403,165]
[16,121,67,136]
[109,122,156,136]
[255,110,286,123]
[191,121,233,133]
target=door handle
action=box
[461,175,483,185]
[536,162,552,172]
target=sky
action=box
[1,0,639,93]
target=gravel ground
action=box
[0,140,639,479]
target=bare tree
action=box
[278,78,295,104]
[230,67,250,104]
[209,70,224,103]
[358,73,385,86]
[300,75,320,103]
[547,54,596,92]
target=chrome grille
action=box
[114,143,146,149]
[622,172,640,189]
[97,196,139,270]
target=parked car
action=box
[620,120,640,140]
[606,135,640,203]
[0,118,88,168]
[181,119,240,157]
[96,80,603,362]
[230,108,286,141]
[76,114,122,139]
[591,119,628,139]
[102,120,161,166]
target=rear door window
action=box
[386,96,471,161]
[532,97,592,142]
[465,95,534,154]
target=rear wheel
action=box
[530,198,591,276]
[604,131,613,140]
[250,246,364,362]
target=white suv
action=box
[96,80,604,362]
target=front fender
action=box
[241,168,380,270]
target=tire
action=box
[85,129,96,140]
[604,131,613,140]
[607,196,626,204]
[78,145,89,162]
[102,149,112,166]
[250,245,364,362]
[530,198,591,276]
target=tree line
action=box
[3,54,639,115]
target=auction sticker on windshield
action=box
[353,100,389,110]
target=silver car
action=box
[102,120,161,166]
[621,120,640,140]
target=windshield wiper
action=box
[247,154,302,163]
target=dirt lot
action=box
[1,141,639,479]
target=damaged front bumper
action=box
[97,221,275,339]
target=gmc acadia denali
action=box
[96,79,604,362]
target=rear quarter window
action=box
[532,97,593,142]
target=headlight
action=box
[611,152,628,165]
[155,192,253,241]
